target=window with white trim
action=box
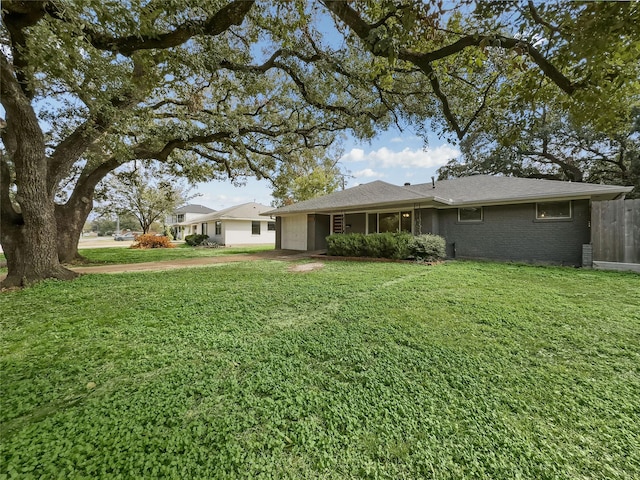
[536,201,571,219]
[251,221,261,235]
[458,207,483,222]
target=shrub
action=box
[327,233,365,257]
[131,234,175,249]
[326,232,413,259]
[409,234,446,262]
[185,234,210,246]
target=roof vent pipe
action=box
[431,176,436,188]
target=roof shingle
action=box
[264,175,633,215]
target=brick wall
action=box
[419,200,590,266]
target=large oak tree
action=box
[2,0,637,287]
[0,0,390,287]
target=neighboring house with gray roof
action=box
[167,204,216,239]
[177,202,275,246]
[263,175,633,265]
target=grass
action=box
[1,260,639,478]
[0,245,272,275]
[75,244,274,266]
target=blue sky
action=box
[193,128,461,210]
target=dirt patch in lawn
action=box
[288,262,325,273]
[0,250,314,282]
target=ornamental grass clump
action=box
[130,234,175,249]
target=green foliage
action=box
[326,232,412,259]
[409,234,446,262]
[1,261,639,478]
[96,163,194,234]
[89,215,139,236]
[438,93,640,197]
[271,150,346,207]
[130,234,175,249]
[184,234,210,247]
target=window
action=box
[367,213,378,234]
[215,221,221,235]
[267,221,276,231]
[177,214,184,222]
[458,207,483,222]
[252,221,261,235]
[379,212,400,233]
[537,201,571,219]
[400,211,412,233]
[201,223,208,235]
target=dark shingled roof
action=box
[404,176,633,205]
[264,175,633,215]
[174,204,215,214]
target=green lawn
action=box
[76,244,274,266]
[1,260,639,478]
[0,245,272,275]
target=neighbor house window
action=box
[458,207,483,222]
[215,221,221,235]
[267,221,276,231]
[252,221,261,235]
[537,201,571,219]
[201,223,208,235]
[177,214,184,222]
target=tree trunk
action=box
[1,185,78,288]
[1,214,78,288]
[1,61,78,288]
[56,196,94,264]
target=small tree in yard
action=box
[97,163,193,234]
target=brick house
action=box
[262,176,633,266]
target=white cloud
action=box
[342,144,460,170]
[340,148,366,162]
[389,135,420,143]
[353,168,384,178]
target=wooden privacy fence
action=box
[591,199,640,266]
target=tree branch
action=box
[2,1,49,98]
[322,0,578,134]
[52,1,255,56]
[461,73,500,137]
[518,149,584,181]
[47,53,154,194]
[527,1,562,34]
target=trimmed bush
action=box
[409,234,446,262]
[185,234,210,246]
[131,234,175,249]
[326,232,413,259]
